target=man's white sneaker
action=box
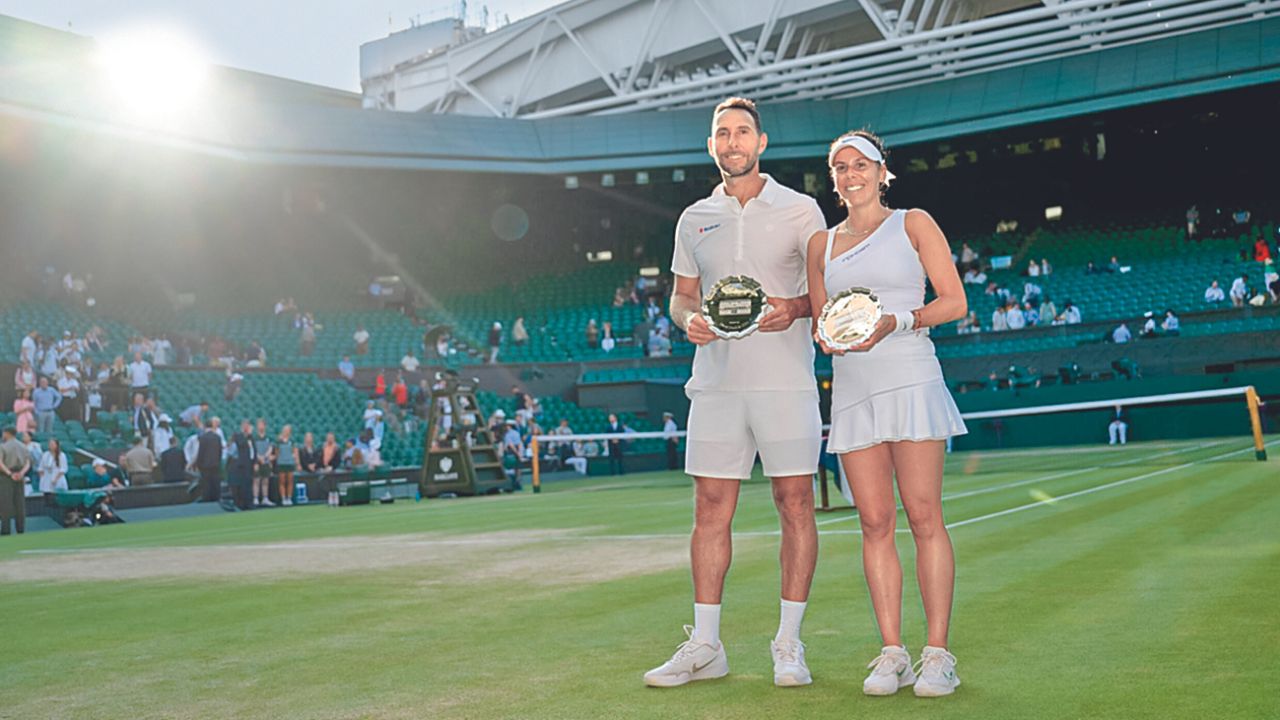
[863,645,915,696]
[261,499,276,507]
[283,498,293,506]
[770,639,811,687]
[913,646,960,697]
[643,625,729,688]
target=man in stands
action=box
[353,325,370,355]
[646,97,826,689]
[122,435,157,486]
[128,351,153,394]
[1230,274,1248,307]
[400,350,420,373]
[179,402,208,428]
[338,356,355,382]
[1112,322,1132,344]
[1204,279,1225,304]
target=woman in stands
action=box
[806,130,968,698]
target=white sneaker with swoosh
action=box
[770,638,812,686]
[913,646,960,697]
[863,645,915,695]
[643,625,729,688]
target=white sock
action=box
[692,603,721,647]
[775,599,807,643]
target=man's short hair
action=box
[713,97,761,133]
[1,426,15,438]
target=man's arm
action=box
[670,275,717,346]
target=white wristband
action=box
[892,311,915,335]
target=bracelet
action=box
[911,308,926,330]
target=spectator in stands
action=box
[1106,256,1121,273]
[299,322,316,357]
[12,389,34,437]
[32,377,60,435]
[19,330,38,365]
[0,427,31,535]
[604,413,628,475]
[960,242,978,266]
[14,359,35,395]
[152,334,171,366]
[962,267,986,285]
[1085,260,1099,275]
[648,328,673,358]
[1162,309,1180,336]
[1038,296,1058,326]
[56,367,81,423]
[160,436,187,484]
[1249,286,1268,307]
[123,435,157,486]
[1108,405,1128,445]
[1026,259,1040,277]
[990,304,1009,332]
[38,338,58,377]
[1204,279,1225,304]
[1059,301,1082,325]
[512,317,529,347]
[151,414,175,458]
[956,311,980,334]
[225,371,243,402]
[645,297,662,322]
[1022,302,1040,327]
[1040,258,1053,276]
[374,371,387,399]
[108,355,128,384]
[1229,274,1248,308]
[252,419,274,507]
[275,425,298,506]
[1022,281,1042,306]
[179,402,208,428]
[338,356,355,382]
[585,319,599,349]
[392,374,409,408]
[363,400,383,432]
[38,437,68,494]
[400,350,420,373]
[500,419,524,485]
[1005,301,1026,330]
[1139,312,1158,340]
[1111,322,1132,344]
[87,458,125,490]
[353,325,370,356]
[1186,205,1199,239]
[612,287,627,308]
[487,322,502,363]
[128,351,153,393]
[600,321,616,353]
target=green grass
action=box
[2,438,1278,719]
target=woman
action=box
[39,437,68,494]
[298,432,321,474]
[14,360,36,394]
[275,424,299,506]
[320,432,341,472]
[807,130,968,698]
[13,389,35,436]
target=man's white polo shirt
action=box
[671,174,826,394]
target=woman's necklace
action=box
[840,210,892,237]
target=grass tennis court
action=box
[3,438,1277,719]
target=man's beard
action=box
[717,153,759,178]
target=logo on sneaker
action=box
[692,659,714,673]
[896,668,906,677]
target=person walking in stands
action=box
[488,322,502,363]
[0,427,32,535]
[353,324,370,355]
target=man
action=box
[400,350,420,373]
[131,393,156,439]
[501,419,524,487]
[645,97,825,689]
[122,436,157,486]
[338,356,355,382]
[1109,405,1129,445]
[128,351,153,393]
[32,376,61,435]
[1112,322,1132,344]
[353,325,370,355]
[1229,274,1248,308]
[195,419,225,503]
[227,421,256,510]
[662,412,680,471]
[179,402,208,428]
[159,436,187,484]
[604,413,628,476]
[0,427,31,536]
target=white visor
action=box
[828,135,896,186]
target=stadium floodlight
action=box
[96,25,211,121]
[638,266,660,277]
[586,251,613,263]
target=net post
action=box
[1245,386,1266,461]
[818,465,831,511]
[531,438,541,493]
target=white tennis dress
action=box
[823,209,967,453]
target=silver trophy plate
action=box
[817,287,883,350]
[703,275,768,340]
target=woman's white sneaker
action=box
[643,625,729,687]
[863,645,915,695]
[770,639,811,686]
[912,646,960,697]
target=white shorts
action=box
[684,390,821,480]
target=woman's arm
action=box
[905,209,968,327]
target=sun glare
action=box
[95,25,211,121]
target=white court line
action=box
[815,440,1227,527]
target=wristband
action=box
[892,311,915,335]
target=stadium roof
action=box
[1,8,1278,174]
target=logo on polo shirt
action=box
[698,223,722,234]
